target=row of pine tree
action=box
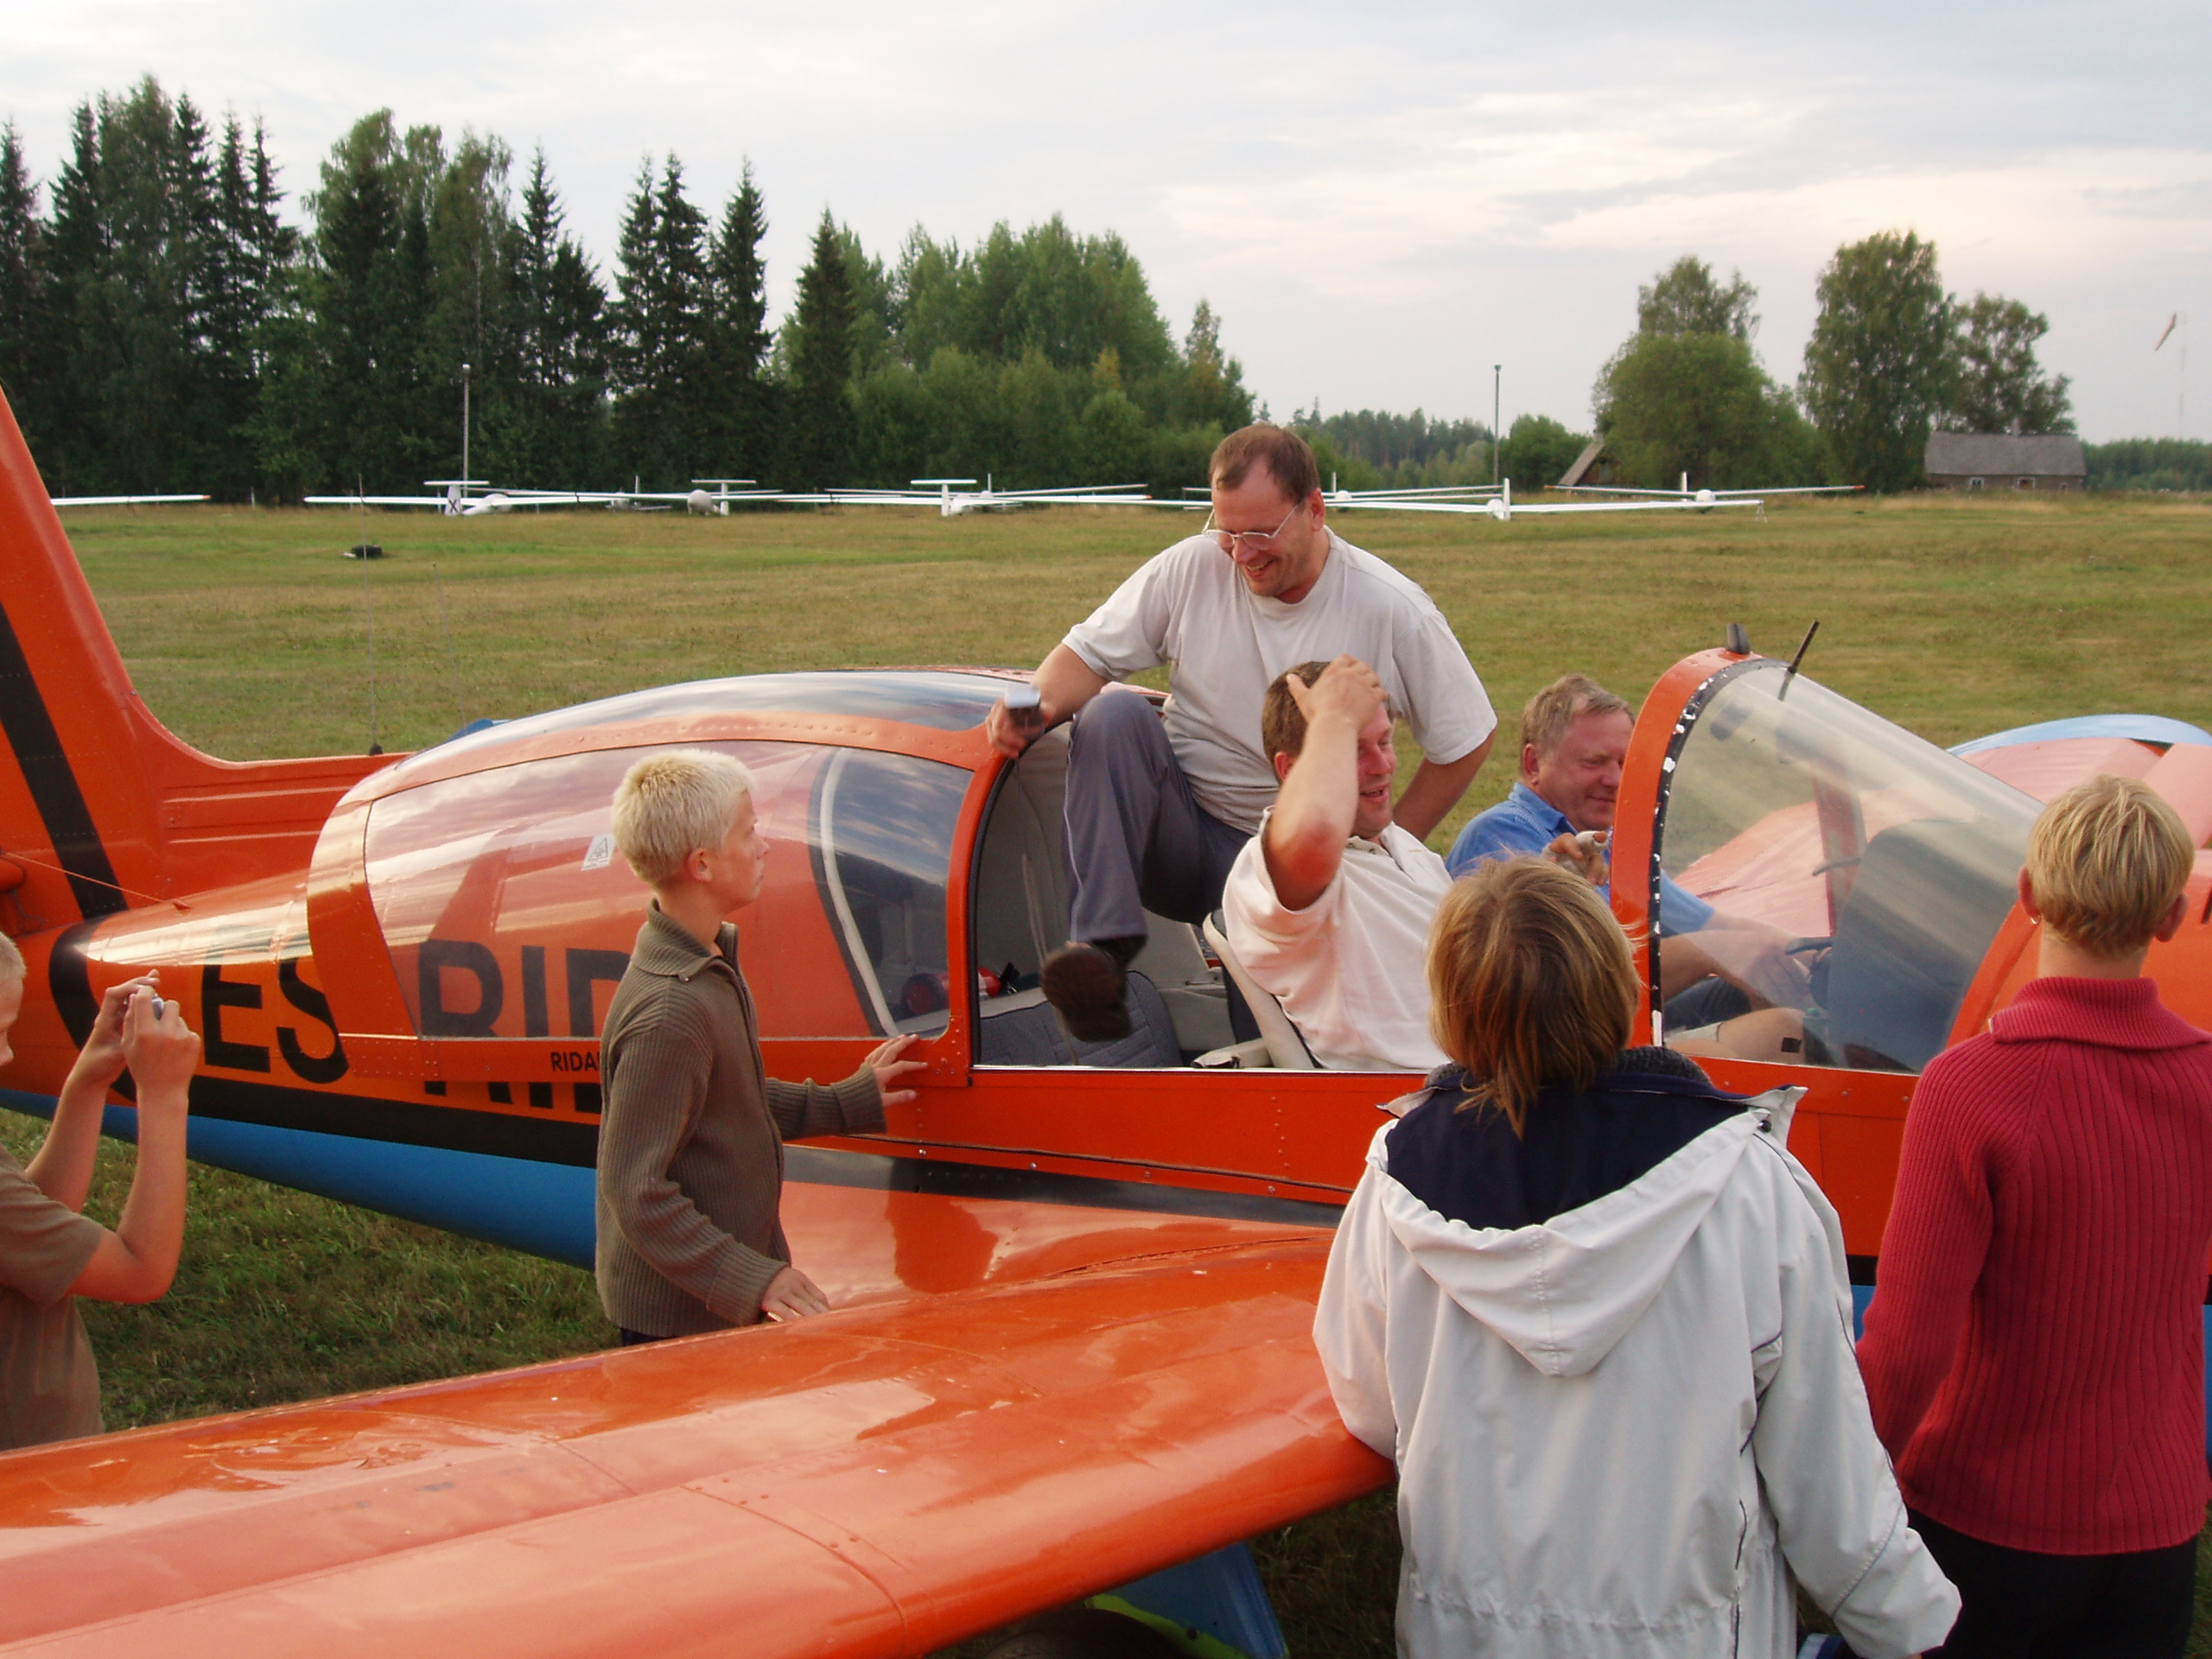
[0,79,1253,500]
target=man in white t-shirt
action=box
[985,425,1494,1043]
[1221,656,1453,1071]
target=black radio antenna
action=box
[1777,620,1819,701]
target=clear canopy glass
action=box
[365,740,971,1043]
[1659,664,2038,1072]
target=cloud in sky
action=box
[4,0,2204,438]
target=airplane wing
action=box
[1549,485,1698,498]
[1338,495,1763,519]
[1328,486,1499,501]
[1509,498,1762,515]
[0,1234,1387,1659]
[1729,486,1864,496]
[493,489,632,505]
[1319,499,1502,513]
[987,484,1151,499]
[807,486,1154,511]
[987,492,1157,506]
[49,493,211,507]
[302,494,453,508]
[590,490,791,504]
[1553,484,1863,499]
[798,488,931,505]
[302,490,673,512]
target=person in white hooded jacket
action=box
[1315,858,1958,1659]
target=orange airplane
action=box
[2,387,2210,1657]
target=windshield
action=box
[365,741,970,1044]
[1658,663,2037,1072]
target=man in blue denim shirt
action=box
[1447,675,1807,1020]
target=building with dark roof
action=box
[1925,433,2087,492]
[1558,435,1613,488]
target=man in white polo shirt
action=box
[986,424,1493,1044]
[1221,656,1454,1072]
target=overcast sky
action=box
[7,0,2205,441]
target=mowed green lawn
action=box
[10,490,2212,1655]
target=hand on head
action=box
[1283,654,1386,734]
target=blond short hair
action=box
[2024,775,2195,957]
[1427,858,1638,1136]
[611,749,755,887]
[1521,674,1632,765]
[0,934,22,985]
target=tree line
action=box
[2084,440,2209,493]
[1291,408,1596,497]
[1303,234,2083,498]
[0,79,1252,499]
[1586,236,2080,493]
[0,82,2163,503]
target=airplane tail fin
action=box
[0,389,168,928]
[0,389,388,934]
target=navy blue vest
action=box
[1389,1049,1754,1230]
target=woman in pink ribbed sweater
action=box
[1859,775,2212,1659]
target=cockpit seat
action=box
[1816,818,2018,1072]
[1200,916,1318,1070]
[976,972,1183,1068]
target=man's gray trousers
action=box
[1063,690,1249,946]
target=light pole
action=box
[461,362,472,493]
[1491,364,1502,486]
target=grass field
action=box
[14,490,2212,1653]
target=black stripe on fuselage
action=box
[785,1144,1345,1228]
[0,598,127,922]
[74,1063,1348,1228]
[188,1073,603,1166]
[48,918,100,1047]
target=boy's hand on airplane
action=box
[865,1033,927,1106]
[121,987,200,1108]
[73,973,161,1089]
[760,1264,830,1321]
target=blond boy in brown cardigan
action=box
[595,750,923,1341]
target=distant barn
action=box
[1925,433,2086,492]
[1558,435,1615,488]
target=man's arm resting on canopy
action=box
[986,645,1110,757]
[1661,918,1812,1009]
[1536,836,1808,1010]
[1392,737,1491,844]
